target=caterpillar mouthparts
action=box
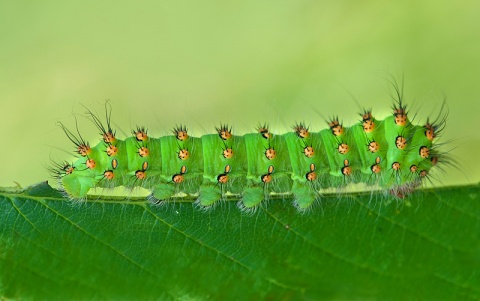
[52,95,447,211]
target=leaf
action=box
[1,182,479,300]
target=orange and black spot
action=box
[65,165,74,175]
[57,121,91,157]
[102,131,116,144]
[303,146,314,158]
[419,146,430,159]
[172,166,187,184]
[217,165,231,184]
[216,124,232,140]
[393,106,407,126]
[106,145,118,156]
[329,119,344,136]
[424,123,436,141]
[371,157,381,174]
[177,149,189,160]
[293,123,309,138]
[84,103,116,145]
[361,111,375,133]
[78,144,91,157]
[392,162,401,171]
[338,143,349,155]
[135,162,148,180]
[104,170,114,180]
[172,174,183,183]
[58,163,74,175]
[305,163,317,181]
[368,141,380,153]
[261,165,274,184]
[133,127,148,142]
[265,148,276,160]
[138,147,150,157]
[419,170,428,177]
[257,124,272,139]
[135,170,146,180]
[395,136,407,149]
[173,125,188,141]
[223,148,234,159]
[86,158,96,169]
[410,165,418,173]
[341,159,351,176]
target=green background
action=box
[1,2,480,300]
[0,0,479,188]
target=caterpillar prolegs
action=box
[52,95,446,210]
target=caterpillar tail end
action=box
[60,174,95,200]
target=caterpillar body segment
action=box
[55,100,444,210]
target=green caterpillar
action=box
[52,94,445,210]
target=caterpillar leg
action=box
[291,181,318,209]
[241,186,264,208]
[197,184,222,207]
[197,164,233,207]
[151,183,176,200]
[151,165,204,202]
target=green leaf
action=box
[1,182,479,300]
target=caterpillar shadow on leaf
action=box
[51,89,449,211]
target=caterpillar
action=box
[51,89,447,210]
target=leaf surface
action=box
[1,182,479,300]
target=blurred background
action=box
[1,0,479,189]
